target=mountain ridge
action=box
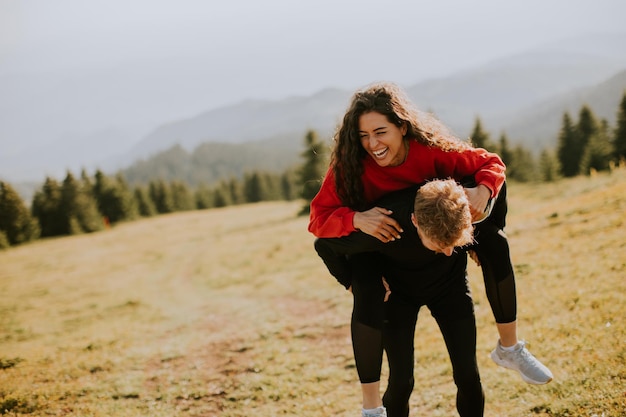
[2,32,625,185]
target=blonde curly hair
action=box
[413,179,474,248]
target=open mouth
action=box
[372,147,389,159]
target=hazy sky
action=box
[3,0,626,108]
[1,0,626,172]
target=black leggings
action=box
[352,267,484,417]
[471,181,516,324]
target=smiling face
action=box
[359,111,408,167]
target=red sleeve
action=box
[308,167,357,238]
[432,147,505,198]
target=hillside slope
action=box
[0,169,625,416]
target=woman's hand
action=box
[464,184,491,223]
[353,207,403,243]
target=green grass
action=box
[1,169,625,416]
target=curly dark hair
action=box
[331,82,471,210]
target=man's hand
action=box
[353,207,403,243]
[382,277,391,302]
[348,279,391,302]
[468,250,481,266]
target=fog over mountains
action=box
[2,33,626,186]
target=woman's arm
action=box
[308,167,403,240]
[308,168,358,238]
[432,146,506,198]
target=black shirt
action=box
[314,186,467,300]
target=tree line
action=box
[0,130,327,249]
[1,94,625,250]
[469,91,626,182]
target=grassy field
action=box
[1,169,625,416]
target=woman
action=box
[308,82,552,417]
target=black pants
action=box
[471,182,517,324]
[352,265,484,417]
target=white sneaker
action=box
[362,406,387,417]
[490,340,553,384]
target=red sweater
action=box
[308,140,506,237]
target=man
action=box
[315,179,483,417]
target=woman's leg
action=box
[349,253,388,411]
[472,182,552,384]
[472,182,517,327]
[472,219,518,338]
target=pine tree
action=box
[228,177,244,205]
[613,90,626,164]
[115,174,139,218]
[133,185,157,217]
[244,172,265,203]
[263,172,283,201]
[81,168,93,194]
[569,105,598,175]
[0,181,40,246]
[557,112,579,177]
[280,169,298,200]
[31,177,65,237]
[170,180,195,211]
[61,172,103,234]
[0,231,9,250]
[507,145,537,182]
[538,149,560,182]
[149,179,175,213]
[298,130,328,216]
[213,186,231,208]
[194,183,214,210]
[469,117,494,151]
[580,119,614,174]
[497,133,514,168]
[93,170,138,224]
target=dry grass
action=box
[0,169,625,416]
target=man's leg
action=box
[381,295,419,417]
[430,275,484,417]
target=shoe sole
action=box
[490,349,553,385]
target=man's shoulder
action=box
[375,185,422,209]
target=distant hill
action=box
[126,88,350,161]
[128,34,626,162]
[120,68,626,186]
[121,134,310,186]
[405,38,626,139]
[501,69,626,149]
[4,33,626,194]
